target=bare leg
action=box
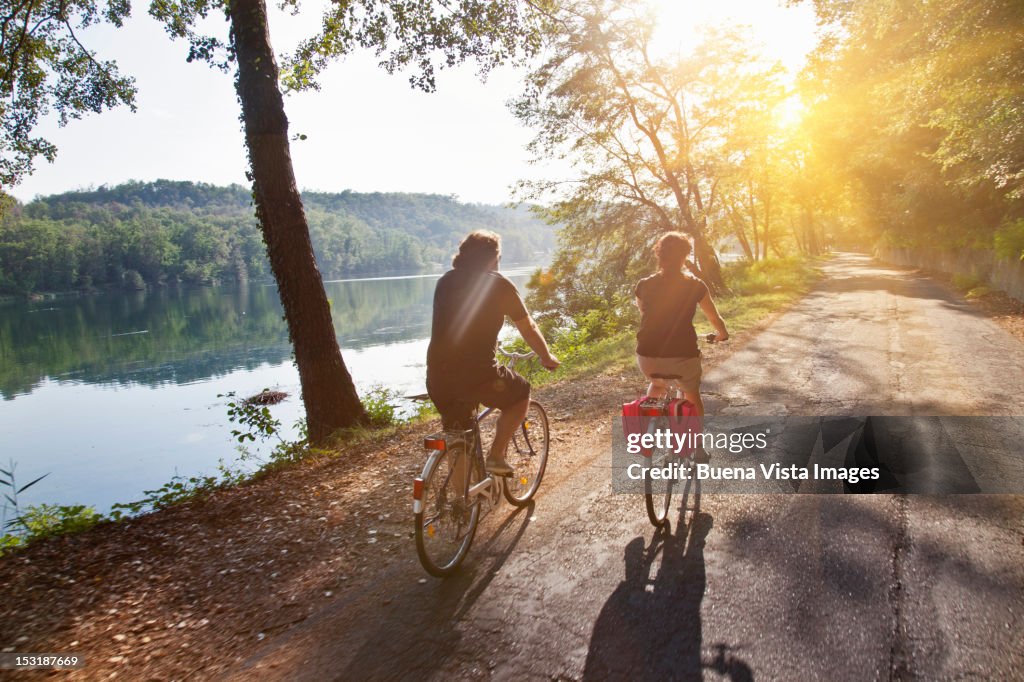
[452,443,468,495]
[683,390,705,417]
[646,378,668,399]
[486,396,530,474]
[683,389,708,462]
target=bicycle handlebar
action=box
[497,347,537,363]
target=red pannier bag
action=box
[665,399,702,458]
[622,397,663,457]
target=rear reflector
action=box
[413,477,424,500]
[424,437,446,451]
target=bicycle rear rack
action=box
[422,429,474,451]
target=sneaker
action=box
[485,456,514,476]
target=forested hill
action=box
[0,180,555,294]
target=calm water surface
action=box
[0,267,535,513]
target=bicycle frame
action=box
[414,408,498,519]
[413,349,536,516]
[414,350,550,576]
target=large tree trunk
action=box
[691,229,726,294]
[735,228,754,261]
[230,0,368,442]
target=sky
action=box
[7,0,819,206]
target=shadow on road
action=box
[583,504,753,681]
[337,502,536,679]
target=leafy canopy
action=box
[0,0,137,186]
[1,0,556,189]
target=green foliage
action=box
[515,2,792,289]
[0,533,21,556]
[110,390,308,518]
[361,385,402,428]
[0,0,137,186]
[952,273,984,293]
[994,220,1024,261]
[222,390,282,443]
[109,473,223,519]
[800,0,1024,251]
[12,504,104,541]
[280,1,550,93]
[359,385,440,428]
[0,458,103,555]
[724,257,819,296]
[220,391,311,472]
[0,459,49,535]
[965,286,992,300]
[0,181,554,294]
[522,256,822,387]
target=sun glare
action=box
[644,0,819,77]
[776,94,807,129]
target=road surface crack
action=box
[889,494,912,680]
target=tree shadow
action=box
[583,497,753,681]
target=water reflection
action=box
[0,268,534,512]
[0,274,452,399]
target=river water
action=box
[0,267,535,514]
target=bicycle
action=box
[411,349,550,577]
[638,333,720,528]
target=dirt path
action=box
[2,254,1023,680]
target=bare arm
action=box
[513,315,560,370]
[698,293,729,341]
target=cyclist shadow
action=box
[338,502,535,679]
[583,505,753,681]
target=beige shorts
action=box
[637,354,702,394]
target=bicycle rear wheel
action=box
[644,448,676,528]
[415,442,481,577]
[503,400,550,506]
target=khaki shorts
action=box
[637,354,702,394]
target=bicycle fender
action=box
[413,449,446,515]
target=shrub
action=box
[724,257,816,296]
[122,269,145,290]
[952,273,983,292]
[15,504,104,541]
[994,219,1024,262]
[361,385,402,427]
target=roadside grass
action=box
[0,256,824,555]
[518,255,824,388]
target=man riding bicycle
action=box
[426,230,559,476]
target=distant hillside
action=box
[0,180,555,293]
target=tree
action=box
[514,1,788,293]
[3,0,552,442]
[796,0,1024,250]
[0,0,137,187]
[153,0,552,442]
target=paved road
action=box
[231,254,1024,681]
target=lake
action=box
[0,266,536,515]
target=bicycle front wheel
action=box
[503,400,550,506]
[415,443,481,577]
[644,448,676,528]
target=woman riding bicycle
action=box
[634,232,729,416]
[426,230,559,475]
